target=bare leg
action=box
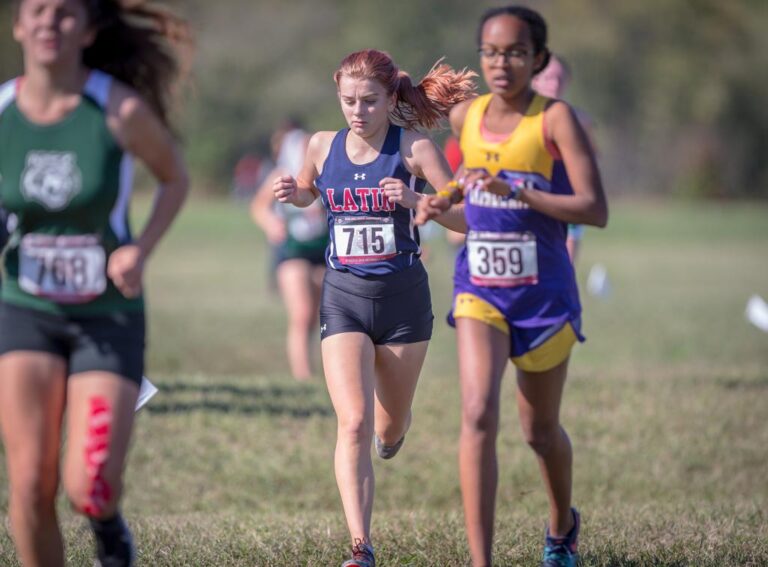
[0,352,67,567]
[277,259,319,381]
[516,359,575,537]
[373,341,429,445]
[61,372,139,520]
[456,318,510,567]
[322,332,376,543]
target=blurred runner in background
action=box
[251,120,328,381]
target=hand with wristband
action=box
[415,179,464,225]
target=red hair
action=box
[333,49,476,130]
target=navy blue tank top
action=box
[316,124,426,276]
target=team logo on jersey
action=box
[20,151,82,211]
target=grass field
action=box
[1,198,767,566]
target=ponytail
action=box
[393,60,477,130]
[335,49,476,130]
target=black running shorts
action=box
[319,261,433,344]
[0,303,145,384]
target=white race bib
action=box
[467,231,538,287]
[19,234,107,303]
[333,216,396,265]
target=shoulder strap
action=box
[83,69,112,109]
[0,78,19,116]
[527,93,549,116]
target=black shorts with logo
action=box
[320,261,433,345]
[0,303,145,385]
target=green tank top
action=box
[0,71,143,315]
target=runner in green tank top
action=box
[251,122,328,381]
[0,2,192,566]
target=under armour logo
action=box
[485,152,500,162]
[354,173,366,180]
[320,324,327,334]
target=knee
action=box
[461,398,499,436]
[337,413,373,445]
[521,419,562,456]
[63,471,121,519]
[288,309,314,330]
[9,466,58,514]
[375,419,406,445]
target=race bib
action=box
[19,234,107,303]
[467,231,538,287]
[333,216,396,265]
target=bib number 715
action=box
[334,217,397,265]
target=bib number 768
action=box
[19,234,107,303]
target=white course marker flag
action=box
[586,263,611,298]
[745,294,768,333]
[135,376,159,412]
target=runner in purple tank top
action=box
[417,6,607,567]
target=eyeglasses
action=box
[477,47,530,62]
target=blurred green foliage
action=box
[1,0,766,198]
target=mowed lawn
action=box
[1,198,767,566]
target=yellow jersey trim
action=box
[453,292,509,334]
[453,290,577,373]
[512,323,577,373]
[460,93,554,179]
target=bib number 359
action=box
[467,231,538,287]
[19,234,107,303]
[334,217,396,265]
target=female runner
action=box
[418,6,607,566]
[0,1,190,565]
[274,48,473,567]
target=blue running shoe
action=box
[342,538,375,567]
[541,508,580,567]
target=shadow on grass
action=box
[145,381,332,418]
[719,377,768,391]
[158,382,316,397]
[580,553,690,567]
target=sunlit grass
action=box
[1,198,767,565]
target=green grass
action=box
[1,198,767,566]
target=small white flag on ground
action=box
[586,263,611,298]
[135,376,159,412]
[745,294,768,333]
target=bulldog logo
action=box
[21,151,82,211]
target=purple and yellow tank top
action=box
[454,93,580,327]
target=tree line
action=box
[1,0,765,198]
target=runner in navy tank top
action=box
[274,49,474,567]
[318,123,425,275]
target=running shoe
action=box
[541,508,580,567]
[92,513,135,567]
[374,433,405,459]
[342,538,375,567]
